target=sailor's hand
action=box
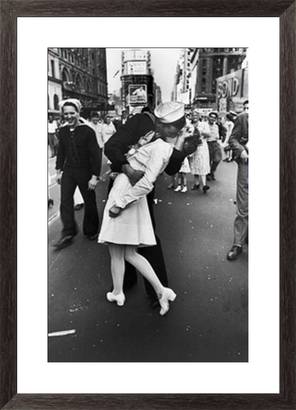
[88,175,98,190]
[240,150,249,162]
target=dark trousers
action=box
[98,148,103,176]
[61,168,99,237]
[107,179,168,300]
[233,161,248,246]
[207,140,222,175]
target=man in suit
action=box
[104,102,198,305]
[226,100,249,260]
[207,111,223,180]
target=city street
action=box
[48,160,248,362]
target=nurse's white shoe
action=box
[159,288,176,316]
[106,291,125,306]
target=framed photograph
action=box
[1,1,296,409]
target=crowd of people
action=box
[49,98,249,316]
[167,108,243,194]
[48,111,120,159]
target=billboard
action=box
[216,68,248,113]
[123,50,148,62]
[125,61,147,75]
[217,70,242,100]
[128,84,147,105]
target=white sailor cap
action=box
[154,101,185,124]
[59,98,82,113]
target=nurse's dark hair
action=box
[167,115,186,131]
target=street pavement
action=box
[48,160,248,362]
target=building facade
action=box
[172,48,193,106]
[192,48,247,109]
[48,48,63,113]
[154,84,162,107]
[48,48,108,116]
[120,49,155,113]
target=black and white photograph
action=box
[48,47,249,363]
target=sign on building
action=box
[216,68,248,113]
[125,61,147,75]
[128,84,147,104]
[123,50,148,62]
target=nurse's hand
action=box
[109,205,123,218]
[122,164,144,186]
[56,170,62,185]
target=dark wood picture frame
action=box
[1,0,295,409]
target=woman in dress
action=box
[189,110,211,193]
[98,125,188,316]
[102,115,116,144]
[172,119,194,193]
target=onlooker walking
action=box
[102,115,116,144]
[54,99,101,250]
[48,114,58,157]
[223,112,237,162]
[226,102,249,261]
[174,118,195,193]
[189,110,210,193]
[207,112,222,180]
[174,156,190,193]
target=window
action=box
[76,74,82,89]
[50,60,55,78]
[62,68,69,82]
[54,94,59,110]
[201,77,206,92]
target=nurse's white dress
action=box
[98,138,173,247]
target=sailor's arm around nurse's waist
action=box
[114,143,172,209]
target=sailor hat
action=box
[59,98,82,113]
[208,111,218,119]
[154,101,185,124]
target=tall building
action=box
[172,48,192,104]
[154,84,162,107]
[48,48,63,112]
[193,48,247,109]
[216,52,248,114]
[48,48,108,116]
[120,49,155,113]
[172,49,193,105]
